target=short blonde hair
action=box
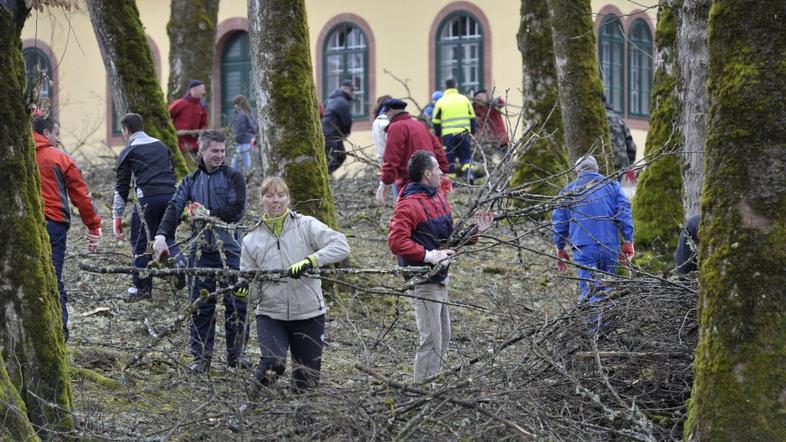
[259,176,289,198]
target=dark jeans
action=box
[256,314,325,391]
[442,133,472,174]
[46,221,69,340]
[189,251,248,366]
[130,193,183,293]
[325,137,346,173]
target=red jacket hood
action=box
[33,132,53,150]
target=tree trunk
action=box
[631,2,684,251]
[677,0,710,220]
[0,353,38,441]
[247,0,338,228]
[510,0,569,199]
[685,1,786,439]
[0,2,73,438]
[86,0,189,179]
[546,0,611,171]
[166,0,219,103]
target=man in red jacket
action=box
[33,116,102,341]
[376,98,448,206]
[169,79,208,153]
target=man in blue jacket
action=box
[321,79,354,173]
[552,155,635,303]
[152,130,249,373]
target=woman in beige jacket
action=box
[241,177,349,391]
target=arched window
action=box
[598,15,624,113]
[221,31,255,125]
[323,23,368,119]
[436,12,483,93]
[628,19,653,116]
[22,47,54,116]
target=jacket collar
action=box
[401,182,438,198]
[390,111,411,124]
[33,132,53,150]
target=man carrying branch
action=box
[388,150,492,382]
[152,130,249,373]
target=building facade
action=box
[21,0,656,162]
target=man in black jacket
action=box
[153,130,250,373]
[113,113,184,301]
[322,79,354,173]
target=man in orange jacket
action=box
[33,116,102,341]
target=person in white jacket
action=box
[241,177,350,392]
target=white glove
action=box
[423,249,455,265]
[375,181,388,206]
[152,235,170,261]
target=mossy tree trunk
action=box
[0,1,73,438]
[685,1,786,439]
[86,0,189,179]
[677,0,711,220]
[631,3,684,251]
[546,0,611,172]
[247,0,337,228]
[0,353,38,441]
[166,0,219,102]
[510,0,569,199]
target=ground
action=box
[57,145,692,440]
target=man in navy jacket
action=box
[113,113,183,301]
[153,130,249,373]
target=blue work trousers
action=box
[442,133,472,174]
[130,193,183,293]
[231,143,252,175]
[255,314,325,391]
[189,251,248,365]
[46,221,69,340]
[573,243,619,303]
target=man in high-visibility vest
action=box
[431,79,476,182]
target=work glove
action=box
[287,258,314,279]
[113,217,124,240]
[440,176,453,194]
[187,202,210,219]
[234,280,249,299]
[423,249,455,266]
[620,241,635,265]
[152,234,170,261]
[556,248,570,272]
[86,227,102,253]
[375,181,387,206]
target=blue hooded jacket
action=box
[552,172,633,250]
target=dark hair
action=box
[32,116,57,135]
[445,78,457,89]
[120,113,144,133]
[232,94,252,114]
[198,129,226,150]
[407,150,436,182]
[374,94,391,117]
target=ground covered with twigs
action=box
[58,141,697,441]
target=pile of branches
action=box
[100,274,693,441]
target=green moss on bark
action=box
[685,1,786,439]
[0,353,39,441]
[166,0,219,102]
[546,0,612,171]
[250,0,337,228]
[90,0,189,179]
[510,0,570,204]
[631,4,683,251]
[0,2,73,438]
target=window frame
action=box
[220,31,256,126]
[598,15,625,114]
[321,22,369,120]
[22,45,56,118]
[435,11,484,94]
[627,19,653,117]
